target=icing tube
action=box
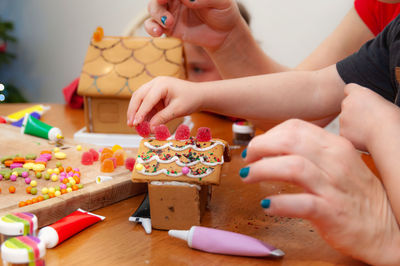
[38,209,105,248]
[128,193,152,234]
[21,114,63,142]
[168,226,285,258]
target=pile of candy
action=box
[90,145,136,173]
[0,148,84,207]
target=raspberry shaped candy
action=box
[155,125,171,140]
[81,152,94,165]
[175,124,190,140]
[136,121,151,138]
[196,127,212,142]
[125,157,136,171]
[89,148,99,161]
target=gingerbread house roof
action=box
[77,36,185,98]
[132,137,230,185]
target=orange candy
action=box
[66,166,72,173]
[26,200,33,205]
[9,186,16,193]
[40,150,52,155]
[37,196,44,202]
[62,178,69,184]
[73,176,80,184]
[13,157,25,163]
[26,187,32,194]
[100,152,112,163]
[114,150,125,166]
[72,185,79,191]
[101,147,113,155]
[32,198,38,204]
[49,192,55,198]
[4,160,13,167]
[58,166,64,173]
[101,158,114,173]
[93,26,104,42]
[18,201,26,207]
[61,189,67,194]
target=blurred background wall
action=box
[0,0,353,103]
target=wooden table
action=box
[0,103,363,266]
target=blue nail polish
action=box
[241,148,247,159]
[239,167,249,178]
[161,16,167,25]
[261,199,271,209]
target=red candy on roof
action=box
[175,124,190,140]
[196,127,212,142]
[136,121,151,138]
[155,125,171,140]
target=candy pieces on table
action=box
[136,121,151,137]
[101,159,115,173]
[112,144,122,153]
[114,150,125,166]
[89,148,99,161]
[54,152,67,159]
[125,158,136,171]
[100,152,112,163]
[175,124,191,140]
[155,125,171,140]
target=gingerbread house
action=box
[132,127,230,230]
[77,33,186,134]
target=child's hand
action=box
[127,76,203,130]
[241,119,400,265]
[145,0,242,51]
[339,83,400,151]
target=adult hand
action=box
[127,76,203,130]
[339,83,400,151]
[241,119,400,265]
[145,0,242,50]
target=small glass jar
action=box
[0,213,38,244]
[1,236,46,266]
[232,121,255,145]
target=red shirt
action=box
[355,0,400,36]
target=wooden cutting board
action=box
[0,124,146,227]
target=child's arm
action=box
[127,64,345,128]
[340,83,400,224]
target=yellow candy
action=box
[53,147,60,152]
[53,168,60,174]
[12,171,18,177]
[47,169,53,174]
[76,145,82,151]
[66,187,72,193]
[51,175,58,182]
[23,163,34,170]
[33,164,45,172]
[112,144,123,152]
[49,187,55,193]
[135,163,143,171]
[69,179,76,185]
[55,191,61,197]
[42,187,49,194]
[54,152,67,159]
[30,180,37,187]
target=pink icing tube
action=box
[168,226,285,258]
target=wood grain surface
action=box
[0,104,365,266]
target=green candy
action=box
[0,168,11,176]
[30,187,38,195]
[66,183,72,188]
[13,168,28,176]
[55,186,60,191]
[25,154,37,160]
[56,162,62,168]
[78,184,84,189]
[36,172,42,179]
[44,173,51,180]
[3,172,11,180]
[43,194,50,200]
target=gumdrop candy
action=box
[89,148,99,161]
[155,125,171,140]
[114,150,125,166]
[81,151,94,165]
[110,157,117,168]
[125,157,136,171]
[100,152,112,163]
[175,124,190,140]
[101,147,114,156]
[136,121,151,138]
[196,127,212,142]
[101,158,114,173]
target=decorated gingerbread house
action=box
[132,124,230,230]
[77,28,186,134]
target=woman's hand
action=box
[241,119,400,265]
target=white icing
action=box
[138,167,214,178]
[136,155,224,167]
[150,181,201,190]
[143,140,225,152]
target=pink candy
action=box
[155,125,171,140]
[196,127,212,142]
[60,184,67,190]
[81,151,94,165]
[10,175,17,181]
[125,157,136,171]
[136,121,151,137]
[21,172,29,178]
[182,167,190,175]
[175,124,190,140]
[10,163,23,169]
[89,148,99,161]
[25,177,31,184]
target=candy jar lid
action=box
[1,236,46,264]
[232,121,254,134]
[0,213,38,236]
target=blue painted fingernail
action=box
[161,16,167,25]
[239,167,249,178]
[241,148,247,159]
[261,199,271,209]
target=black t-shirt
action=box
[336,14,400,105]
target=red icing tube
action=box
[38,209,105,248]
